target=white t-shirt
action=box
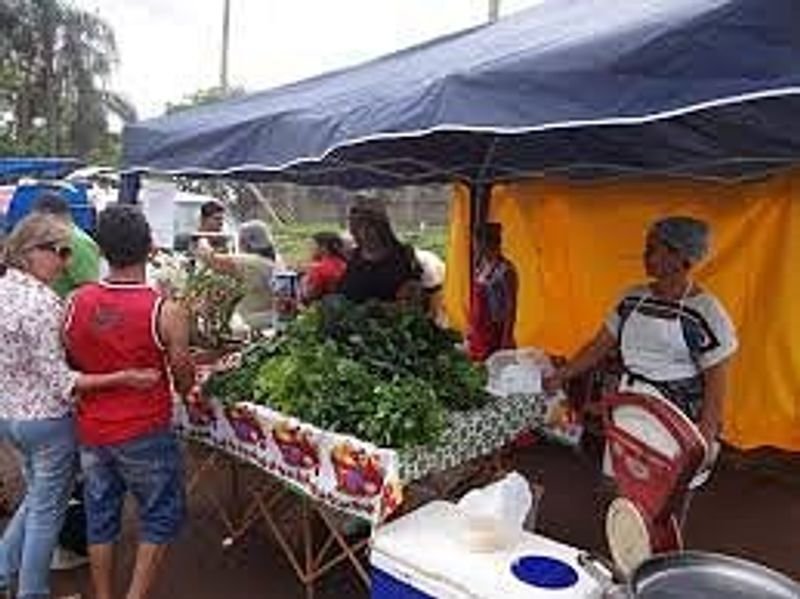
[415,248,445,290]
[605,284,738,380]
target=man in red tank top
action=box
[64,204,195,599]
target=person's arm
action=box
[396,279,424,307]
[59,296,161,394]
[543,327,617,392]
[75,369,161,392]
[694,294,737,445]
[196,244,241,277]
[158,299,196,396]
[699,359,730,444]
[40,299,162,399]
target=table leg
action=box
[257,488,309,583]
[313,506,371,587]
[302,497,315,599]
[230,459,242,506]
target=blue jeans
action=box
[0,417,76,599]
[81,430,185,546]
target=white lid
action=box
[606,497,652,576]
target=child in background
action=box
[302,231,347,302]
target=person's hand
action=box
[195,239,214,261]
[698,421,721,461]
[119,368,162,389]
[542,368,567,393]
[695,430,720,474]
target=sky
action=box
[72,0,542,120]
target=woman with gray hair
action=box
[544,217,737,487]
[0,214,159,599]
[196,219,278,330]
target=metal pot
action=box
[579,551,800,599]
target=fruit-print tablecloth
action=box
[175,364,553,524]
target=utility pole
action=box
[220,0,231,91]
[488,0,501,22]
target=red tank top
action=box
[64,282,173,446]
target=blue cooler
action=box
[370,502,599,599]
[6,181,95,233]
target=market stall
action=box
[121,0,800,594]
[123,0,800,453]
[169,296,559,595]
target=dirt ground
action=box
[1,438,796,599]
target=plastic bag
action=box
[485,348,555,398]
[456,472,537,552]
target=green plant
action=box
[204,299,487,449]
[182,266,244,348]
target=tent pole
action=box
[220,0,231,91]
[469,180,492,268]
[488,0,501,23]
[118,173,141,204]
[470,182,491,234]
[468,180,492,324]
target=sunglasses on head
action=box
[35,242,72,260]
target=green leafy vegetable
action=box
[203,298,489,448]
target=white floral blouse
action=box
[0,268,78,420]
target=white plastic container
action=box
[485,348,553,397]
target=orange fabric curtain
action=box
[444,171,800,451]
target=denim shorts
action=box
[80,429,185,545]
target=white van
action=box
[139,181,237,250]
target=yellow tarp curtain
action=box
[444,171,800,451]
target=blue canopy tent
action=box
[121,0,800,452]
[122,0,800,190]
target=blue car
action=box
[6,180,96,234]
[0,157,92,234]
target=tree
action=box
[165,85,246,115]
[0,0,136,162]
[164,85,268,223]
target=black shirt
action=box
[338,244,421,302]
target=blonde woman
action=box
[0,214,159,599]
